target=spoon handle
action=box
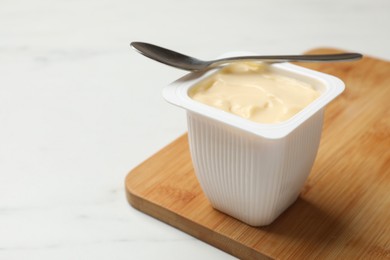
[211,53,363,67]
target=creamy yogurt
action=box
[189,62,320,123]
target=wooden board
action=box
[125,49,390,259]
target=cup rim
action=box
[163,52,345,139]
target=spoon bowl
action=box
[130,42,363,71]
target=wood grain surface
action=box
[125,49,390,259]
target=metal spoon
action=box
[130,42,362,71]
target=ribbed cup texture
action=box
[187,111,324,226]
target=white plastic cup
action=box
[163,53,344,226]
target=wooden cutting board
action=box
[125,49,390,259]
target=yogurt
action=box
[189,62,320,123]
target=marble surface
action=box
[0,0,389,259]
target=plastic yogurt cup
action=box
[163,52,344,226]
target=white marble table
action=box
[0,0,389,259]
